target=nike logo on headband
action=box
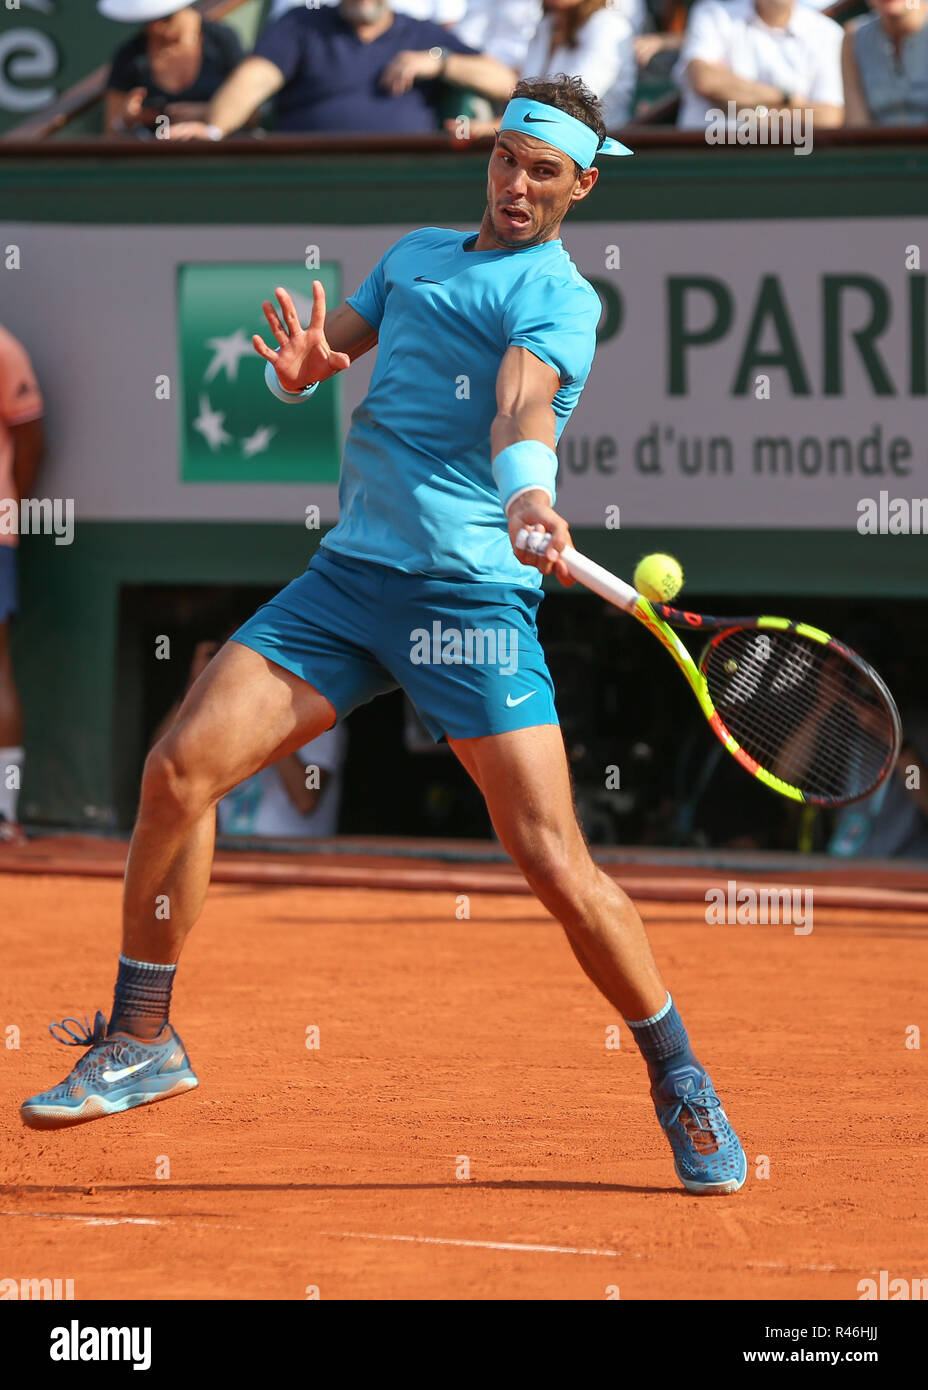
[522,113,555,124]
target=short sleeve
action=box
[254,10,306,82]
[345,256,388,332]
[676,1,731,75]
[107,35,144,93]
[806,21,845,106]
[0,332,44,425]
[503,281,601,386]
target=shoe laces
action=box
[49,1011,108,1048]
[659,1085,725,1157]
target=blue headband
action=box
[499,98,633,168]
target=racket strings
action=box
[701,630,897,802]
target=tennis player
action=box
[23,75,747,1195]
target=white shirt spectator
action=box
[454,0,543,70]
[520,1,644,128]
[270,0,468,23]
[217,723,347,838]
[675,0,844,130]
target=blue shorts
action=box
[0,547,17,623]
[230,547,559,742]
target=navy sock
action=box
[109,954,176,1039]
[625,993,699,1083]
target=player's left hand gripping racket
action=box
[516,528,901,808]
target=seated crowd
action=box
[98,0,928,138]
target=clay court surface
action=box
[3,864,927,1301]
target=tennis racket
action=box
[516,528,901,808]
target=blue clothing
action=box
[854,16,928,126]
[230,548,558,742]
[0,546,17,623]
[324,226,602,586]
[254,8,478,133]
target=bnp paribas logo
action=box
[177,262,341,484]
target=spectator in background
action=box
[270,0,468,24]
[167,0,517,139]
[451,0,644,137]
[151,638,347,838]
[842,0,928,125]
[454,0,544,71]
[675,0,844,130]
[99,0,243,138]
[521,0,644,127]
[0,325,44,847]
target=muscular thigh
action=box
[155,638,336,801]
[450,723,586,861]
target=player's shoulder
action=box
[521,247,602,320]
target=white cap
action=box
[98,0,193,21]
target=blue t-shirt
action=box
[254,8,478,133]
[321,226,603,585]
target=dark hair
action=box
[511,73,606,179]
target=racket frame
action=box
[516,531,902,807]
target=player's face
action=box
[483,133,597,250]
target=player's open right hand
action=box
[253,282,351,393]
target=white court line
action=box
[747,1261,839,1273]
[0,1211,247,1230]
[322,1230,622,1257]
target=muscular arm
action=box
[323,303,379,362]
[11,418,44,499]
[491,345,559,458]
[686,58,843,126]
[492,346,575,585]
[442,52,517,102]
[207,56,285,136]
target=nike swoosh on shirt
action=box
[102,1058,156,1084]
[506,692,537,707]
[414,276,443,284]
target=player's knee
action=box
[141,737,210,820]
[509,827,586,905]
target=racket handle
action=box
[515,529,640,613]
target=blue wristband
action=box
[264,357,320,403]
[492,440,558,513]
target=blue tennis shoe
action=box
[21,1011,198,1130]
[651,1062,747,1195]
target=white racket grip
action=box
[515,529,640,613]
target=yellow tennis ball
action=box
[633,553,684,603]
